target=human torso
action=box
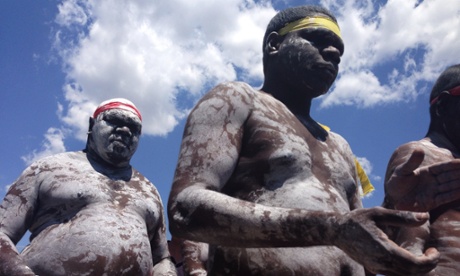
[403,139,460,275]
[209,82,363,275]
[21,151,163,276]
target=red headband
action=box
[431,85,460,105]
[93,101,142,121]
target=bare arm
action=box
[168,83,439,275]
[181,239,208,276]
[149,188,177,276]
[0,166,39,276]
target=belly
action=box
[22,212,153,276]
[209,246,364,276]
[245,176,352,212]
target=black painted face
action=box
[276,25,343,97]
[441,96,460,151]
[90,109,142,167]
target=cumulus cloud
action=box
[21,128,67,165]
[321,0,460,108]
[52,0,275,141]
[26,0,460,163]
[355,156,380,182]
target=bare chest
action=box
[33,162,161,233]
[226,97,358,211]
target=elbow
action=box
[167,188,197,240]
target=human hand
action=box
[386,149,460,211]
[334,207,439,275]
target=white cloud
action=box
[321,0,460,108]
[52,0,275,141]
[21,128,67,165]
[27,0,460,162]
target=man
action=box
[0,98,176,275]
[168,5,439,275]
[383,64,460,275]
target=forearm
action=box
[182,240,208,275]
[169,187,339,248]
[0,236,35,276]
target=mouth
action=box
[316,64,337,82]
[110,136,129,148]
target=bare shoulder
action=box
[327,131,353,153]
[131,168,162,201]
[193,81,255,112]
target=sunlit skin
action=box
[0,108,176,276]
[168,9,439,276]
[384,90,460,275]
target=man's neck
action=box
[261,81,328,141]
[261,79,313,117]
[85,146,132,178]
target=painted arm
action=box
[0,166,39,276]
[168,83,439,275]
[150,190,177,276]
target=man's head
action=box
[262,5,343,97]
[428,64,460,149]
[87,98,142,168]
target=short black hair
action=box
[262,5,338,72]
[430,64,460,104]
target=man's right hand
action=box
[334,207,439,275]
[386,149,460,211]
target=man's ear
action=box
[435,91,451,117]
[265,31,282,56]
[88,117,95,133]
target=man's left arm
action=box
[149,192,176,276]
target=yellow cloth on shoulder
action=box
[318,123,374,196]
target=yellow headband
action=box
[278,16,342,39]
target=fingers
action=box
[399,247,439,274]
[374,246,439,275]
[435,188,460,207]
[396,149,425,176]
[371,208,430,227]
[366,241,439,275]
[435,168,460,185]
[429,159,460,175]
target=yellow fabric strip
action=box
[278,16,342,39]
[355,159,375,196]
[318,123,374,196]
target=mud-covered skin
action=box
[169,7,439,275]
[0,151,172,276]
[384,136,460,276]
[169,81,440,275]
[0,107,176,276]
[170,81,363,275]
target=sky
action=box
[1,0,460,249]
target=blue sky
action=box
[1,0,460,248]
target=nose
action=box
[116,125,132,136]
[322,45,341,65]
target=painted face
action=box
[442,97,460,151]
[89,109,142,167]
[276,22,344,97]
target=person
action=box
[383,64,460,275]
[0,98,176,276]
[167,5,440,276]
